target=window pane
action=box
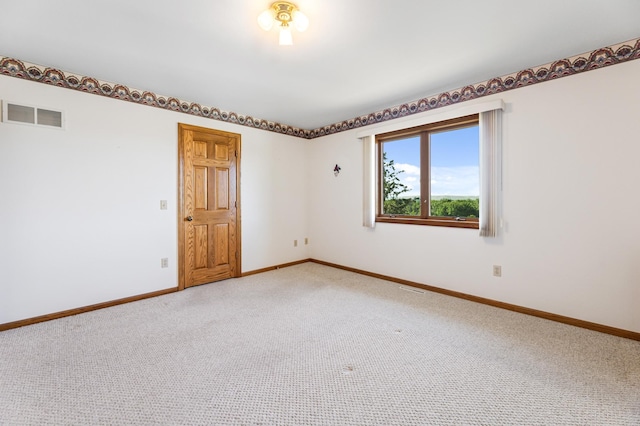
[382,136,420,216]
[429,126,479,218]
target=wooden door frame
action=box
[177,123,241,290]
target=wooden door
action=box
[178,124,240,289]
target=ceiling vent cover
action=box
[2,101,64,129]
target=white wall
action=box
[0,76,309,324]
[3,59,639,334]
[308,59,640,333]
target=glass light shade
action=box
[279,26,293,45]
[292,10,309,32]
[257,9,275,31]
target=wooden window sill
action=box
[376,216,479,229]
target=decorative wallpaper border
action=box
[0,57,310,138]
[309,37,640,138]
[1,37,639,139]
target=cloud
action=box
[394,163,420,176]
[391,164,479,197]
[392,163,421,197]
[431,166,479,196]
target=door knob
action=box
[186,215,193,221]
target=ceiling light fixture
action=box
[258,2,308,46]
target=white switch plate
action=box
[160,200,168,210]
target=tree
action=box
[430,198,479,218]
[382,152,409,201]
[382,153,420,215]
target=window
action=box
[376,114,480,229]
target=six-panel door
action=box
[179,124,240,288]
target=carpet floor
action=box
[1,263,639,425]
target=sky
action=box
[383,125,479,198]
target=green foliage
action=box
[430,198,479,218]
[383,197,420,215]
[382,152,409,201]
[382,152,420,216]
[383,197,479,218]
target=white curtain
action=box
[362,135,376,228]
[479,109,502,237]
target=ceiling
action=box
[1,0,639,131]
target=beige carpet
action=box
[1,263,639,425]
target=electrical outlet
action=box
[304,237,309,245]
[492,265,502,277]
[161,258,169,268]
[294,240,298,247]
[160,200,168,210]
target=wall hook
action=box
[334,164,341,176]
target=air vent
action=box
[7,103,35,124]
[2,101,64,129]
